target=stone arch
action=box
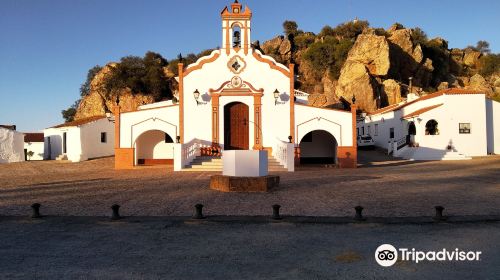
[131,117,178,165]
[298,130,338,164]
[296,117,343,146]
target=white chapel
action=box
[114,1,357,171]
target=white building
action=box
[44,116,115,162]
[114,1,357,171]
[24,133,45,161]
[0,125,24,163]
[359,88,500,160]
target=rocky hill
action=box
[69,21,499,120]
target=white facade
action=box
[44,117,115,162]
[115,1,356,170]
[24,142,44,160]
[360,89,499,160]
[0,127,24,163]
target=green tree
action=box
[103,52,172,100]
[479,53,500,76]
[27,151,34,161]
[283,20,299,37]
[330,20,369,40]
[476,40,490,54]
[411,27,428,46]
[303,37,354,79]
[80,65,102,96]
[61,100,80,122]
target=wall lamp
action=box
[193,89,207,105]
[274,89,285,105]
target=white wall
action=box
[44,127,82,161]
[486,98,500,154]
[24,142,44,160]
[0,128,24,163]
[80,118,115,159]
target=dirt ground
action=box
[0,150,499,217]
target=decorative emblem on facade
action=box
[227,55,246,74]
[230,76,243,88]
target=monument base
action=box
[210,175,279,192]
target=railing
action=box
[294,89,310,97]
[180,139,212,168]
[272,138,294,172]
[396,136,409,150]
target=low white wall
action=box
[44,127,82,161]
[24,142,44,160]
[0,128,24,163]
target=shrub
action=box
[479,53,500,77]
[303,37,353,79]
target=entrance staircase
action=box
[181,155,287,172]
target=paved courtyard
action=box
[0,150,499,217]
[0,217,499,279]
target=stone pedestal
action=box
[210,175,279,192]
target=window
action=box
[459,123,471,134]
[389,128,394,139]
[165,133,174,143]
[374,124,379,136]
[357,128,360,136]
[368,125,371,136]
[425,119,439,135]
[361,127,365,135]
[101,132,107,143]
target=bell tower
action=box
[221,1,252,55]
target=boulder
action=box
[261,35,292,63]
[463,49,481,67]
[345,34,390,76]
[382,79,402,105]
[466,74,492,94]
[335,61,379,112]
[437,82,449,91]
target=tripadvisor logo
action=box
[375,244,482,267]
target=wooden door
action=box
[224,102,249,150]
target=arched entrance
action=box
[135,130,175,165]
[224,102,249,150]
[425,119,439,135]
[299,130,338,164]
[407,121,416,144]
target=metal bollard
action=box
[111,204,121,220]
[434,206,445,221]
[31,203,41,219]
[354,206,364,221]
[272,204,282,220]
[193,204,205,219]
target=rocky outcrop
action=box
[465,74,493,94]
[261,36,292,64]
[463,49,481,67]
[345,34,390,76]
[336,60,378,111]
[74,64,156,120]
[382,79,402,104]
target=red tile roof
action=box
[24,133,44,142]
[402,103,443,119]
[51,115,106,128]
[368,88,483,116]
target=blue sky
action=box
[1,0,499,132]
